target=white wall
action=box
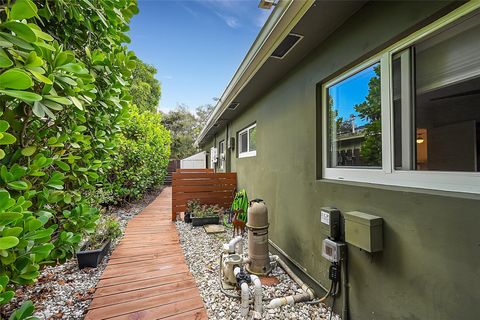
[180,151,207,169]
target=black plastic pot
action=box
[191,216,220,227]
[76,240,111,269]
[184,211,192,223]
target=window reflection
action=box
[327,63,382,167]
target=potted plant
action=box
[191,204,223,227]
[184,199,200,223]
[76,216,121,269]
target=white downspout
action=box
[234,267,250,317]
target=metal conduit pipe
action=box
[266,255,316,309]
[234,267,250,317]
[250,275,263,315]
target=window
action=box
[219,140,225,170]
[322,3,480,194]
[238,123,256,158]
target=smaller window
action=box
[238,123,257,158]
[219,140,225,170]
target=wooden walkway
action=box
[86,187,207,320]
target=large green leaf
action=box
[0,213,23,224]
[28,24,53,41]
[0,120,9,132]
[2,22,37,43]
[10,0,38,20]
[2,227,23,237]
[29,70,52,84]
[21,146,36,157]
[0,291,14,305]
[0,132,16,145]
[0,69,33,90]
[58,63,88,74]
[0,236,19,250]
[7,181,28,190]
[0,191,16,211]
[44,95,72,105]
[0,89,42,102]
[0,32,34,50]
[0,49,13,68]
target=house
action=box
[195,1,480,319]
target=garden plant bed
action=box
[191,216,220,226]
[1,188,163,320]
[176,220,341,320]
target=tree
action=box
[162,105,197,159]
[354,64,382,165]
[129,61,161,113]
[161,103,215,160]
[195,104,214,134]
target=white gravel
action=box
[176,221,341,320]
[1,188,162,320]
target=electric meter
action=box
[322,238,345,263]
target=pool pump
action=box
[219,199,318,318]
[246,199,272,275]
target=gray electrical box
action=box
[344,211,383,252]
[319,207,341,240]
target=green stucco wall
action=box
[203,2,480,319]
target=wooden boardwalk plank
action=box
[85,187,206,319]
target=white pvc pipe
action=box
[250,275,263,315]
[266,255,315,309]
[228,236,243,254]
[234,267,250,317]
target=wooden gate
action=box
[171,171,237,221]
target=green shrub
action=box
[0,0,146,310]
[101,105,171,204]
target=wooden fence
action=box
[171,171,237,221]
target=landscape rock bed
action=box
[1,188,162,320]
[176,221,341,320]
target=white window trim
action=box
[238,123,257,158]
[321,1,480,195]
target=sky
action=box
[329,64,378,127]
[128,0,271,112]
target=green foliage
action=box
[161,104,213,159]
[186,199,201,213]
[8,300,38,320]
[0,0,161,315]
[129,60,161,113]
[354,64,382,165]
[87,216,121,250]
[192,204,223,218]
[102,105,171,203]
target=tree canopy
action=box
[129,60,161,113]
[162,104,214,159]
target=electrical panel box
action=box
[322,238,345,263]
[319,207,341,240]
[344,211,383,252]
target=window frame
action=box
[321,2,480,194]
[238,123,257,158]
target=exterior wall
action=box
[202,2,480,320]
